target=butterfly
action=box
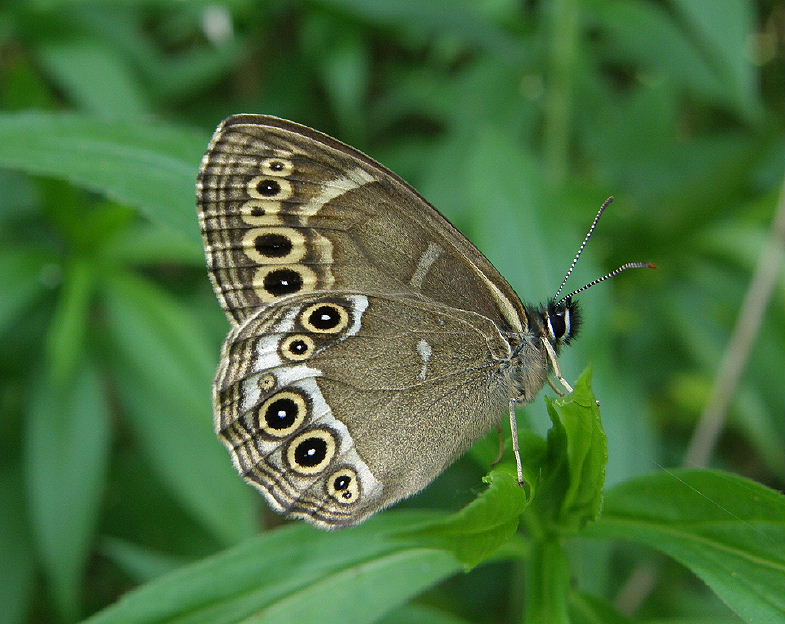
[196,114,652,528]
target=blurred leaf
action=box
[379,603,473,624]
[103,221,204,266]
[0,54,57,110]
[569,590,634,624]
[85,512,461,624]
[0,248,51,334]
[586,470,785,624]
[594,0,720,101]
[37,38,149,117]
[25,359,111,622]
[0,112,205,242]
[400,466,529,569]
[669,0,761,119]
[309,21,369,142]
[99,537,188,584]
[150,42,247,104]
[102,270,256,546]
[466,123,552,302]
[637,619,740,624]
[46,258,95,385]
[314,0,523,60]
[0,470,36,624]
[734,387,785,481]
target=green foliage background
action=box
[0,1,783,623]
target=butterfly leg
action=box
[508,401,525,486]
[547,376,565,396]
[541,337,573,394]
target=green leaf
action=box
[569,592,634,624]
[46,258,95,385]
[85,512,461,624]
[669,0,761,119]
[595,0,720,102]
[0,112,205,242]
[525,368,607,535]
[0,248,50,334]
[379,603,473,624]
[313,0,523,61]
[467,123,552,302]
[102,271,256,546]
[98,537,187,584]
[303,15,369,143]
[37,38,149,117]
[548,368,607,529]
[0,469,36,624]
[103,221,205,266]
[585,470,785,624]
[400,466,529,569]
[25,359,111,622]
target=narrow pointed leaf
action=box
[0,248,50,334]
[25,360,111,622]
[585,470,785,624]
[103,271,256,545]
[0,112,205,241]
[400,465,529,569]
[0,470,36,624]
[85,512,460,624]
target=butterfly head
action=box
[542,297,581,347]
[541,197,655,350]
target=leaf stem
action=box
[684,177,785,468]
[525,537,571,624]
[615,176,785,615]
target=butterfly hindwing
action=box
[214,291,516,528]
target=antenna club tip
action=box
[646,263,658,269]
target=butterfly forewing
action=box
[197,114,527,331]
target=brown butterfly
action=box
[196,115,652,528]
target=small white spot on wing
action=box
[416,338,433,381]
[409,242,443,291]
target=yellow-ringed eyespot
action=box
[247,176,293,201]
[257,373,276,393]
[326,467,360,505]
[241,227,306,264]
[280,334,315,361]
[285,428,337,475]
[260,157,294,177]
[252,264,317,302]
[256,390,308,438]
[240,200,283,226]
[300,302,349,334]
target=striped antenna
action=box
[554,196,655,303]
[557,262,656,305]
[554,196,615,299]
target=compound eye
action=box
[548,311,566,342]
